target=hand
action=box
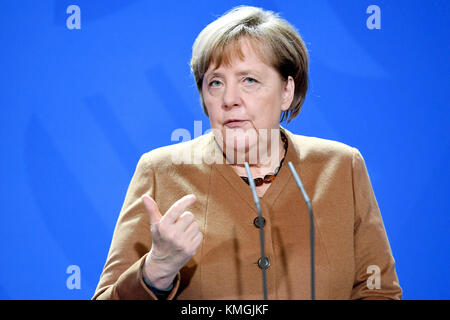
[141,194,203,290]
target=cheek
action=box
[251,94,282,125]
[202,93,222,125]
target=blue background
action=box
[0,0,448,300]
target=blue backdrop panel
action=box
[0,0,448,299]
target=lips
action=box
[224,119,247,128]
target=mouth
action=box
[224,119,247,128]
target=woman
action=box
[93,6,401,300]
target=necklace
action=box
[240,130,288,187]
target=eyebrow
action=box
[207,70,262,79]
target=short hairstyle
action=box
[190,5,309,124]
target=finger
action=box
[174,211,195,232]
[162,194,196,225]
[141,194,162,225]
[184,219,200,238]
[190,231,203,248]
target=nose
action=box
[222,82,241,110]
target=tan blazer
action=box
[92,127,402,300]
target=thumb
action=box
[141,194,162,225]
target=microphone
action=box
[287,161,315,300]
[244,161,268,300]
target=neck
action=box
[226,130,286,176]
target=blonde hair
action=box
[190,6,309,123]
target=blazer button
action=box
[253,216,266,228]
[257,257,270,270]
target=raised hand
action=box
[141,194,203,290]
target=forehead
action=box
[206,37,273,74]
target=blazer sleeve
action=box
[92,153,180,300]
[350,148,402,300]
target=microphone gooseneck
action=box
[244,161,268,300]
[288,161,315,300]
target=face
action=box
[202,38,294,163]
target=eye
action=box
[243,77,258,85]
[208,80,222,88]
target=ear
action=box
[281,76,295,111]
